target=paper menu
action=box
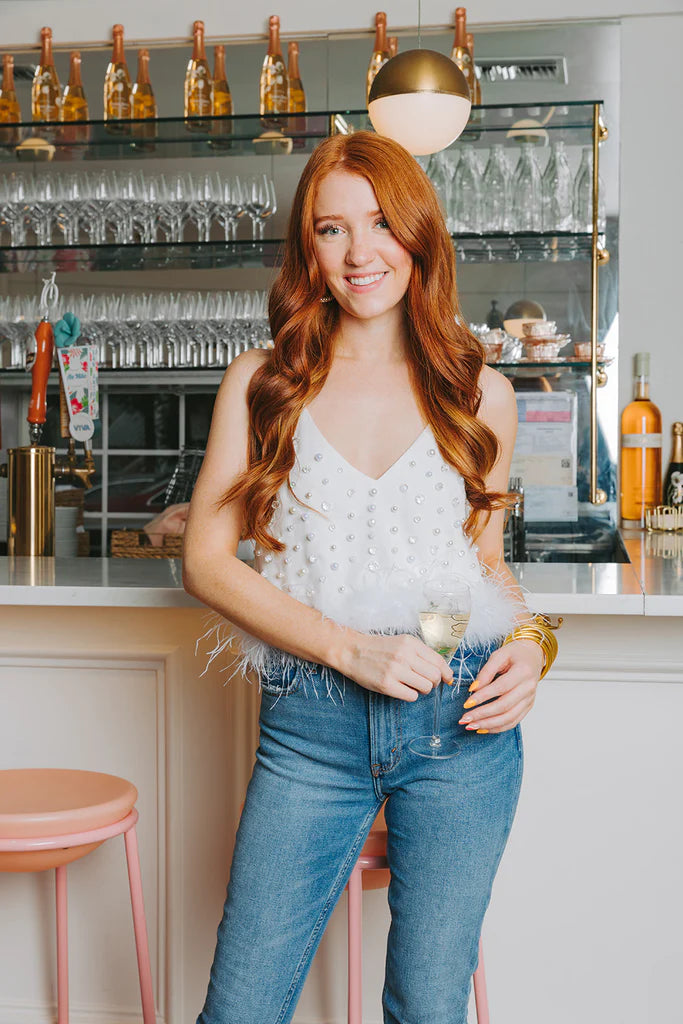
[510,391,578,522]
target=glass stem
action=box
[430,682,444,747]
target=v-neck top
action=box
[249,406,523,647]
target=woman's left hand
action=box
[458,639,545,734]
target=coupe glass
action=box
[409,579,472,759]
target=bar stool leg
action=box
[123,824,156,1024]
[347,865,363,1024]
[55,865,69,1024]
[473,937,490,1024]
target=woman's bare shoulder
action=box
[476,364,517,433]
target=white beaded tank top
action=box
[201,407,523,685]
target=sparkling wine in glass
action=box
[409,580,471,760]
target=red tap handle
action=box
[27,319,54,426]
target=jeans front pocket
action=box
[259,661,304,697]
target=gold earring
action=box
[321,293,333,303]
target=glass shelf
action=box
[0,231,594,273]
[0,101,601,164]
[0,239,284,273]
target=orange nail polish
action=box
[469,680,479,692]
[462,698,476,709]
[476,728,489,734]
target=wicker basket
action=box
[111,529,183,559]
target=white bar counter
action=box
[0,536,680,1024]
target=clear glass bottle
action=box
[450,8,475,102]
[32,27,61,122]
[451,144,481,233]
[0,55,21,126]
[619,352,662,526]
[61,51,88,121]
[466,32,482,105]
[260,15,287,116]
[104,24,132,121]
[287,42,305,112]
[427,150,453,229]
[212,45,233,117]
[185,20,213,122]
[541,140,572,232]
[366,12,391,105]
[482,144,509,232]
[132,48,157,120]
[510,143,542,232]
[572,147,606,233]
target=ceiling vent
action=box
[477,57,568,84]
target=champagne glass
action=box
[409,579,471,759]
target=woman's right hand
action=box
[337,631,454,701]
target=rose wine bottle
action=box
[663,422,683,508]
[132,49,157,119]
[388,36,399,58]
[619,352,662,526]
[32,27,61,122]
[0,55,21,124]
[366,12,391,104]
[466,31,482,105]
[260,15,287,116]
[61,51,88,121]
[104,24,132,121]
[212,45,233,116]
[185,20,212,123]
[450,8,475,101]
[287,42,305,112]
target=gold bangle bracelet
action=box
[502,614,562,680]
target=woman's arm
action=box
[458,366,545,734]
[183,350,452,700]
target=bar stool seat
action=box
[0,768,155,1024]
[0,769,138,872]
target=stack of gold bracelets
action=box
[502,613,562,680]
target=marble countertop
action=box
[0,531,680,614]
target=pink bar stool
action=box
[0,769,156,1024]
[346,804,490,1024]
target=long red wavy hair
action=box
[221,131,507,550]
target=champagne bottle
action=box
[32,27,61,122]
[61,51,88,121]
[388,36,398,58]
[212,45,233,116]
[185,20,213,123]
[466,32,482,105]
[450,8,475,101]
[287,42,305,112]
[619,352,662,526]
[260,15,287,117]
[132,49,157,119]
[663,422,683,508]
[0,55,21,124]
[104,24,132,121]
[366,12,391,105]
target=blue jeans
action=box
[198,644,523,1024]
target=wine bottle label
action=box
[621,433,662,448]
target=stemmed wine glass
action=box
[409,578,472,760]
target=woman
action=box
[184,131,555,1024]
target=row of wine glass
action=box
[0,290,272,370]
[423,142,606,235]
[0,171,276,247]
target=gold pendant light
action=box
[367,6,471,155]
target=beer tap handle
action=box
[27,318,54,444]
